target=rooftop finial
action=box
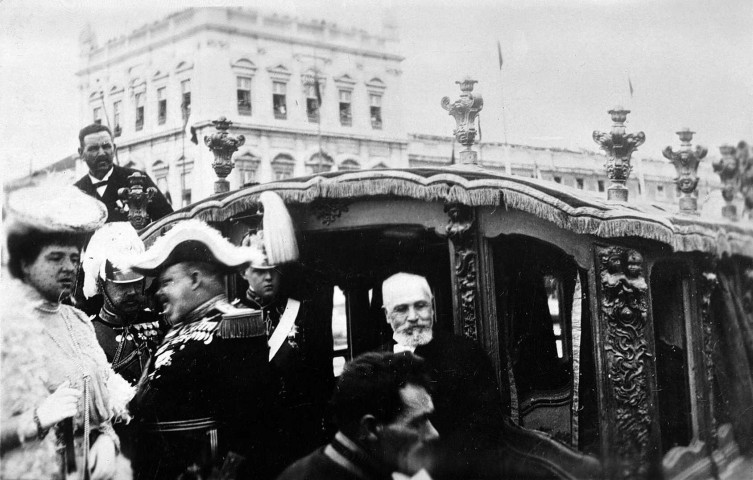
[592,106,646,201]
[662,128,707,215]
[441,78,484,165]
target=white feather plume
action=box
[260,191,299,265]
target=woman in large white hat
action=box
[1,183,133,479]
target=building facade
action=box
[65,7,725,215]
[77,7,406,207]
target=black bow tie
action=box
[92,180,108,188]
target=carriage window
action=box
[545,275,565,359]
[650,262,693,453]
[493,235,600,454]
[332,286,349,376]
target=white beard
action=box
[393,326,433,348]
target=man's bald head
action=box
[382,273,435,348]
[382,272,432,311]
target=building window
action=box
[236,154,259,186]
[554,176,562,184]
[113,101,122,137]
[306,152,334,175]
[339,159,360,171]
[370,94,382,129]
[181,80,191,121]
[656,184,666,199]
[157,87,167,125]
[93,107,102,125]
[273,82,287,120]
[272,154,295,180]
[306,84,320,123]
[237,76,252,116]
[152,160,171,205]
[135,93,145,131]
[576,178,584,189]
[178,160,193,208]
[598,180,605,192]
[339,90,352,126]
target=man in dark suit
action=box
[381,272,504,477]
[74,123,172,225]
[277,352,439,480]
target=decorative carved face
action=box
[607,252,623,274]
[129,210,150,230]
[626,251,643,278]
[677,176,698,194]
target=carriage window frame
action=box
[649,259,697,454]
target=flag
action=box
[314,76,322,107]
[181,102,198,145]
[497,40,504,70]
[628,76,634,98]
[450,138,456,164]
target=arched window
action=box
[177,156,194,207]
[306,152,334,175]
[152,160,170,203]
[236,153,260,185]
[339,159,360,171]
[372,162,389,169]
[271,154,296,180]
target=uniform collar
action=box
[180,294,227,325]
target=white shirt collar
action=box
[393,343,416,354]
[89,166,114,185]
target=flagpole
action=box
[98,88,120,166]
[497,40,509,146]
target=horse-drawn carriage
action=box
[137,162,752,479]
[132,82,753,479]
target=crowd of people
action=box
[1,123,521,480]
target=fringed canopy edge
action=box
[139,170,753,258]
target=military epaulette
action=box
[216,306,265,339]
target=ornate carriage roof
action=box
[141,166,753,258]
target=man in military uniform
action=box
[128,220,272,479]
[236,192,335,475]
[81,222,164,469]
[82,222,164,385]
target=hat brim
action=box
[128,223,252,275]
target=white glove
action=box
[36,381,80,430]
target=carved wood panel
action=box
[595,245,655,479]
[445,203,480,341]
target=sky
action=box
[1,0,751,183]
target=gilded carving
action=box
[441,78,483,164]
[712,145,740,220]
[597,246,651,478]
[117,172,156,230]
[204,117,245,194]
[312,199,349,226]
[662,128,707,214]
[592,107,646,202]
[445,204,478,340]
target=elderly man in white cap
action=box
[127,220,273,479]
[82,222,164,386]
[237,192,335,476]
[381,273,503,467]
